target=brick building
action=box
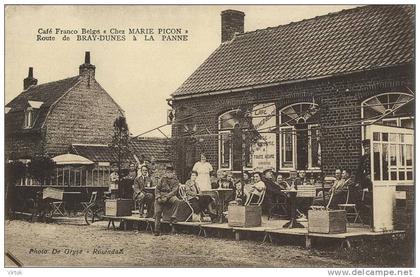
[5,52,173,197]
[170,6,414,231]
[5,52,124,160]
[170,6,414,182]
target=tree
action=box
[27,155,56,186]
[5,161,26,214]
[111,116,131,195]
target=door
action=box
[365,125,414,232]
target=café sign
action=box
[251,103,276,172]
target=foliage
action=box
[111,116,131,183]
[5,161,27,214]
[27,155,56,186]
[337,234,414,267]
[5,161,26,186]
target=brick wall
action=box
[5,132,43,159]
[44,76,123,156]
[171,65,413,178]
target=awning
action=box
[52,153,94,165]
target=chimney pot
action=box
[23,67,38,90]
[85,51,91,64]
[221,9,245,43]
[79,51,95,78]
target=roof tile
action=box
[173,5,414,97]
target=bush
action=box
[27,155,56,186]
[337,233,414,267]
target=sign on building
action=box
[251,103,277,172]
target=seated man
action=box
[109,163,119,199]
[234,171,252,204]
[184,171,217,220]
[313,169,353,209]
[317,169,342,198]
[245,172,266,205]
[262,169,286,213]
[294,170,309,187]
[133,165,154,218]
[286,170,298,189]
[216,170,233,189]
[154,165,182,236]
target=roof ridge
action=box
[133,137,171,141]
[172,4,413,98]
[22,75,80,93]
[72,143,110,147]
[236,5,375,37]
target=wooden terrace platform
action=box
[101,214,405,249]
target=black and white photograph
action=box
[3,2,416,272]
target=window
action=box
[218,110,252,170]
[279,102,320,171]
[280,126,294,168]
[371,129,413,182]
[362,92,414,138]
[24,108,33,128]
[219,131,231,169]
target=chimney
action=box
[221,9,245,43]
[79,51,95,78]
[23,67,38,90]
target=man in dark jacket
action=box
[154,165,181,236]
[133,165,155,218]
[356,139,373,192]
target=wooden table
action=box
[282,189,305,228]
[202,188,233,223]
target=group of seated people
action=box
[123,161,365,235]
[227,167,362,221]
[131,165,275,236]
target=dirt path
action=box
[5,219,362,267]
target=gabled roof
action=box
[6,76,81,110]
[173,5,414,97]
[5,76,82,132]
[129,137,172,162]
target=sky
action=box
[5,5,358,137]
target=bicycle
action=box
[84,192,109,225]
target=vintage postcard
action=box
[3,3,415,271]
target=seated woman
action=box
[184,171,217,220]
[275,173,291,190]
[245,172,266,205]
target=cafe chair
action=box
[245,188,266,206]
[338,189,363,224]
[81,191,98,213]
[178,185,195,222]
[42,187,66,217]
[50,201,66,216]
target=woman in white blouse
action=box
[192,153,213,191]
